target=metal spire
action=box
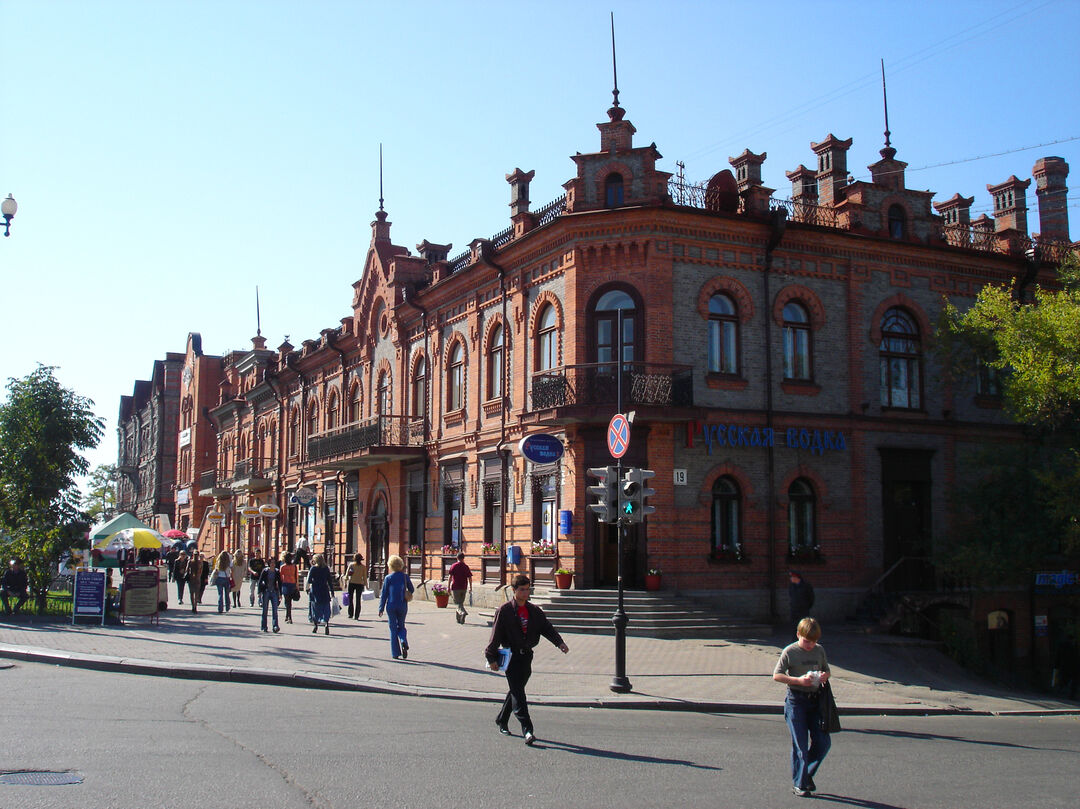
[256,286,262,337]
[610,12,620,109]
[881,58,892,151]
[379,143,385,213]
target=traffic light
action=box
[620,467,656,524]
[586,466,619,524]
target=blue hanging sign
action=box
[518,433,564,464]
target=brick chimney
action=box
[729,149,773,214]
[987,176,1030,234]
[1032,157,1070,242]
[786,164,818,205]
[811,134,852,204]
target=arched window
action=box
[536,305,558,372]
[605,172,624,207]
[879,308,921,408]
[707,293,738,374]
[377,371,391,417]
[307,401,319,436]
[782,301,812,381]
[448,343,464,411]
[412,357,427,419]
[326,391,339,430]
[788,478,816,551]
[488,323,504,400]
[288,409,300,456]
[711,477,740,554]
[888,204,907,239]
[593,289,637,373]
[348,384,362,422]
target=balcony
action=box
[198,470,233,498]
[529,362,695,425]
[232,458,275,492]
[303,415,427,471]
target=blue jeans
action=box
[784,690,832,790]
[261,590,279,630]
[216,579,231,612]
[386,604,409,658]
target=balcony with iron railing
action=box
[198,469,234,498]
[232,458,276,492]
[530,362,694,422]
[304,415,427,470]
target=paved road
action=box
[1,598,1075,714]
[3,662,1078,809]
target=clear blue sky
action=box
[3,0,1078,491]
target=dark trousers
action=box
[496,652,533,734]
[347,584,364,618]
[1,591,27,614]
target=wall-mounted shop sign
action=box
[1034,570,1079,593]
[293,486,317,507]
[179,428,191,447]
[688,420,847,457]
[518,433,564,464]
[205,510,225,525]
[259,504,281,518]
[239,504,261,519]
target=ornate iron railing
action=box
[668,177,708,208]
[530,362,694,411]
[533,194,567,228]
[936,222,999,253]
[232,458,275,481]
[306,416,424,463]
[769,197,840,228]
[199,470,217,491]
[491,224,515,250]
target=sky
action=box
[2,0,1079,494]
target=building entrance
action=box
[880,449,934,591]
[367,498,389,586]
[594,521,642,588]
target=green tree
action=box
[0,365,104,592]
[936,252,1080,585]
[82,463,117,524]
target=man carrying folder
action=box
[485,574,569,745]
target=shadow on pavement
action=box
[846,726,1078,753]
[529,738,722,771]
[809,794,907,808]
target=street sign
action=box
[607,413,630,459]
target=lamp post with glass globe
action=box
[1,194,16,237]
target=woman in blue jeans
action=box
[377,555,414,659]
[773,617,832,798]
[306,554,335,635]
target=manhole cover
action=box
[0,771,83,786]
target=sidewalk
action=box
[1,598,1076,715]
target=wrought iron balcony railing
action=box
[306,415,425,464]
[530,362,694,411]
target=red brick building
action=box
[175,96,1076,679]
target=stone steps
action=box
[478,589,772,639]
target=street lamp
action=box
[2,194,16,237]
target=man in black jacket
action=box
[788,571,815,632]
[485,574,569,745]
[1,559,29,615]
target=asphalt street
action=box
[3,661,1077,809]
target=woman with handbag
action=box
[230,549,246,609]
[344,553,366,620]
[211,551,233,613]
[773,617,833,798]
[377,555,414,659]
[279,552,299,624]
[305,554,335,635]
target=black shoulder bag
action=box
[818,681,842,733]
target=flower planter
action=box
[644,573,662,591]
[434,592,450,608]
[554,572,573,589]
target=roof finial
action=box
[880,58,896,159]
[607,12,625,121]
[379,143,385,213]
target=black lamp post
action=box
[2,194,16,237]
[610,306,632,694]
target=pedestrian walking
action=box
[447,551,472,624]
[172,551,188,604]
[773,617,833,798]
[1,558,29,615]
[199,553,209,604]
[344,553,366,620]
[788,571,815,632]
[211,551,233,613]
[247,552,266,607]
[305,554,335,635]
[279,552,299,624]
[184,553,206,614]
[377,555,414,659]
[485,574,569,745]
[230,549,246,608]
[258,557,282,633]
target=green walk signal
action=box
[586,465,619,524]
[620,467,656,524]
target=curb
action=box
[3,644,1078,717]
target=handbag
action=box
[341,592,350,607]
[361,588,375,601]
[404,589,413,603]
[290,589,301,602]
[818,681,842,733]
[330,595,341,617]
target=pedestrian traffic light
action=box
[620,467,656,524]
[586,466,619,524]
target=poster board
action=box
[121,567,160,623]
[73,570,107,625]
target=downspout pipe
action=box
[763,208,786,623]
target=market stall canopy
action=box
[89,512,154,541]
[93,528,170,552]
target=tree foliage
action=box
[0,366,104,587]
[82,463,117,524]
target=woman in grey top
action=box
[773,617,832,798]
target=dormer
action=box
[417,240,452,264]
